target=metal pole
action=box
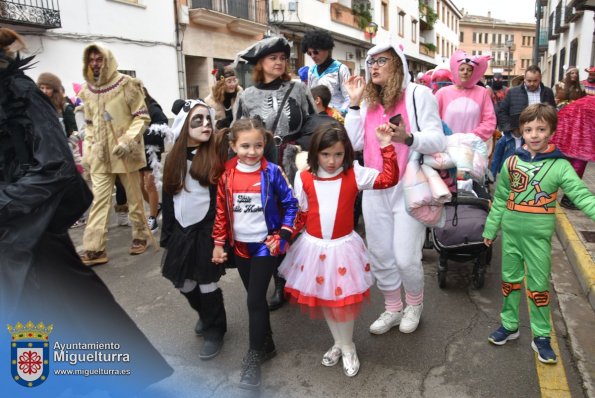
[533,0,541,66]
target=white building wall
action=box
[20,0,179,118]
[541,1,594,85]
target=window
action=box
[569,38,578,67]
[550,53,557,87]
[398,11,405,37]
[558,48,566,82]
[460,32,464,43]
[484,33,488,43]
[381,0,389,30]
[472,32,477,43]
[437,0,440,18]
[498,34,502,44]
[412,20,417,43]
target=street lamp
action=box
[505,39,514,83]
[365,21,378,44]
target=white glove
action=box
[112,142,130,158]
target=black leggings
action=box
[236,255,276,350]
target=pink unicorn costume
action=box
[345,43,446,332]
[435,50,496,141]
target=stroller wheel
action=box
[472,270,485,289]
[437,269,447,288]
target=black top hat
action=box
[238,37,291,65]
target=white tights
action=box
[323,311,355,354]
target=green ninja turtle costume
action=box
[483,144,595,337]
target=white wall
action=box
[21,0,179,118]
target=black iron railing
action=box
[0,0,61,29]
[190,0,267,24]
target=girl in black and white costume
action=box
[160,99,228,360]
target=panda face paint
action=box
[187,106,212,146]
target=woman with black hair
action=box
[302,30,351,113]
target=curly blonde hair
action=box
[363,49,405,110]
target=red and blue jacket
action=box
[212,157,299,249]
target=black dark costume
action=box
[160,146,227,345]
[0,52,172,396]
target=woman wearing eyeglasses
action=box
[301,30,351,114]
[344,44,446,335]
[205,66,243,130]
[234,36,315,311]
[435,50,496,142]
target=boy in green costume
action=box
[483,103,595,363]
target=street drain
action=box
[579,231,595,243]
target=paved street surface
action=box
[69,213,589,398]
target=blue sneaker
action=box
[531,336,557,364]
[488,325,520,345]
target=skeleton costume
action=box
[234,37,315,162]
[483,144,594,338]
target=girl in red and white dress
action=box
[279,123,398,377]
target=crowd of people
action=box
[2,25,594,394]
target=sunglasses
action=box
[307,49,320,56]
[366,57,392,67]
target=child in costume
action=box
[483,103,595,363]
[211,118,299,390]
[161,100,228,360]
[279,123,398,377]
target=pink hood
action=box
[450,50,490,89]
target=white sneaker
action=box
[369,311,402,335]
[147,216,159,233]
[399,304,423,333]
[117,212,130,226]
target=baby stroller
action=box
[431,183,492,289]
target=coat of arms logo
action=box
[7,321,53,387]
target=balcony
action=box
[564,6,582,25]
[554,3,562,33]
[568,0,595,11]
[0,0,61,29]
[330,2,360,30]
[419,1,437,31]
[419,42,436,58]
[538,28,548,53]
[189,0,267,35]
[548,13,558,39]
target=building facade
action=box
[536,0,594,88]
[1,0,180,117]
[459,11,536,83]
[175,0,268,99]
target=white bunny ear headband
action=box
[170,99,217,142]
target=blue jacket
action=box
[490,132,524,177]
[213,157,299,248]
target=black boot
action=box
[560,195,578,210]
[198,289,227,360]
[182,287,203,334]
[239,349,263,390]
[194,319,204,336]
[268,273,286,311]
